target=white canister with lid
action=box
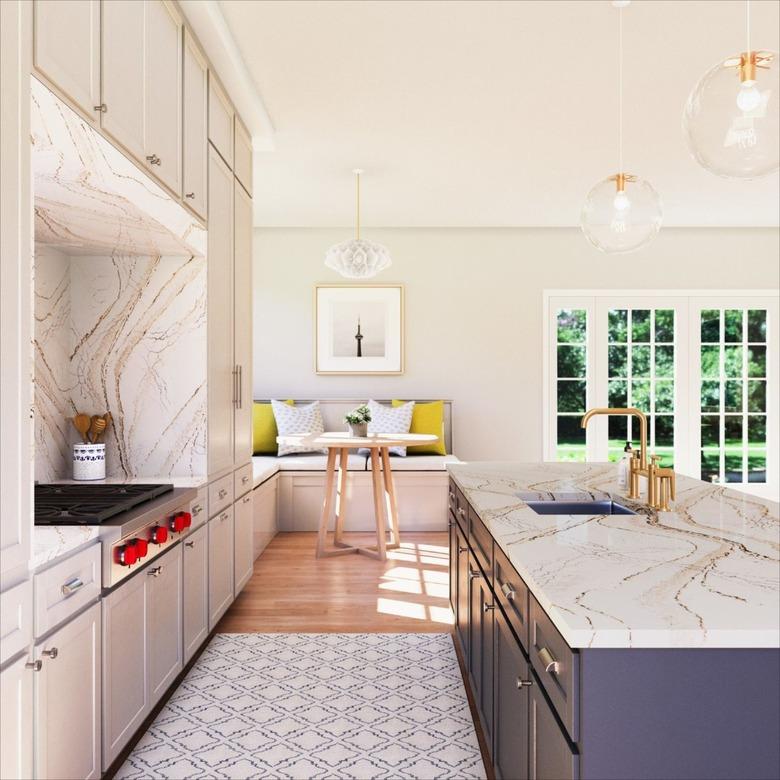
[73,443,106,480]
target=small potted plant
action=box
[344,404,371,437]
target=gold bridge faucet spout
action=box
[580,407,648,470]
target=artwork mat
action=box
[315,284,404,375]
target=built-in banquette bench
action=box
[249,399,459,558]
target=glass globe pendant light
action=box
[580,1,663,254]
[683,1,778,179]
[324,169,392,279]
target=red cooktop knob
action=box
[135,538,148,558]
[170,513,186,533]
[181,511,192,528]
[150,525,168,544]
[116,542,138,566]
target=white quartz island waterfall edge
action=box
[446,462,780,649]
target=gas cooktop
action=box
[34,483,174,525]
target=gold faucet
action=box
[580,407,675,510]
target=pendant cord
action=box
[355,171,360,240]
[746,0,751,55]
[618,6,623,174]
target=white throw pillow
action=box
[361,399,415,457]
[272,400,327,457]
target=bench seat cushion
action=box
[252,456,280,487]
[277,454,368,471]
[381,454,461,471]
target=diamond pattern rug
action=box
[116,633,485,779]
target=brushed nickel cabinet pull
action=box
[61,577,84,596]
[243,495,251,504]
[501,581,516,601]
[516,677,533,689]
[185,541,194,548]
[218,488,228,499]
[242,475,249,484]
[192,503,203,516]
[185,192,195,198]
[469,569,480,580]
[457,507,466,517]
[26,660,42,672]
[538,646,560,675]
[148,566,162,577]
[458,546,468,553]
[449,491,455,501]
[93,103,107,112]
[42,648,58,659]
[220,512,229,521]
[483,602,495,613]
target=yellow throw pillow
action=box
[253,400,293,455]
[392,399,447,455]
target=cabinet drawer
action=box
[494,544,530,653]
[189,487,208,530]
[447,479,458,516]
[208,473,234,518]
[468,506,493,576]
[0,579,33,665]
[234,462,253,498]
[449,480,469,533]
[529,595,579,742]
[530,682,579,780]
[34,544,101,638]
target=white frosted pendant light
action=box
[683,2,778,179]
[580,2,662,254]
[325,169,392,279]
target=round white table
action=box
[276,432,439,561]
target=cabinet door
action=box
[455,525,470,659]
[208,76,234,168]
[33,0,100,122]
[102,571,148,768]
[183,29,208,219]
[468,560,494,752]
[233,493,254,595]
[234,118,253,196]
[144,0,182,195]
[207,147,235,476]
[530,684,579,780]
[183,524,208,664]
[147,544,182,702]
[448,517,458,615]
[35,602,101,780]
[208,508,234,630]
[0,654,33,780]
[100,0,145,161]
[494,606,530,780]
[233,178,253,466]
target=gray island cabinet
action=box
[447,462,780,780]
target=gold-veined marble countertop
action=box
[446,462,780,649]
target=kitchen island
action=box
[446,461,780,780]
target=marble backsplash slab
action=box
[35,250,207,482]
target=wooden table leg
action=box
[380,447,401,550]
[362,447,387,562]
[334,447,350,547]
[316,447,337,558]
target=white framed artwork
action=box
[315,284,404,375]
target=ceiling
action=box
[219,0,780,228]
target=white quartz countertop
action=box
[32,475,208,571]
[446,462,780,650]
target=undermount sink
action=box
[522,498,637,516]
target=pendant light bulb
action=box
[736,81,762,112]
[580,3,662,254]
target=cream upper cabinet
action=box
[144,0,182,196]
[234,118,253,196]
[100,0,145,162]
[207,146,235,476]
[233,179,253,467]
[209,75,234,168]
[33,0,100,122]
[183,29,208,220]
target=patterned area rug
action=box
[116,633,485,779]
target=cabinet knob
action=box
[538,646,560,675]
[242,475,249,484]
[93,103,107,113]
[26,660,42,672]
[42,647,58,659]
[500,582,516,601]
[243,496,251,504]
[516,677,533,689]
[185,192,195,199]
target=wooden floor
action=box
[217,531,454,633]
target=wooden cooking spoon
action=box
[88,415,106,444]
[72,413,91,444]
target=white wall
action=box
[254,227,780,461]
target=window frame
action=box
[543,289,779,501]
